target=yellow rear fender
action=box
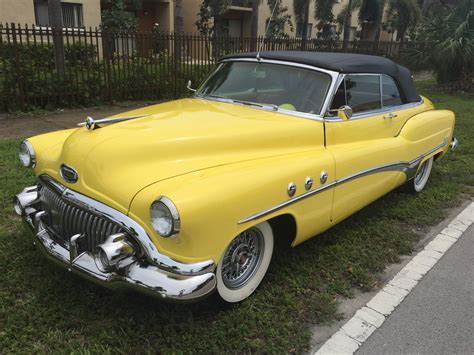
[399,109,455,158]
[128,148,334,264]
[392,109,455,187]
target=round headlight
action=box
[150,197,180,238]
[19,140,35,168]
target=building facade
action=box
[0,0,101,28]
[0,0,394,41]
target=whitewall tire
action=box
[216,221,274,303]
[407,156,434,193]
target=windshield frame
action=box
[194,58,339,122]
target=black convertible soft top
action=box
[221,51,421,104]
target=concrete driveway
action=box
[0,103,150,138]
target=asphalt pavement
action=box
[357,224,474,355]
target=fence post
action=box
[10,23,25,110]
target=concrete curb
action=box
[313,202,474,355]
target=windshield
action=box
[197,61,331,115]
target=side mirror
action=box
[337,105,353,120]
[328,105,353,120]
[187,80,196,92]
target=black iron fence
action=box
[0,23,427,111]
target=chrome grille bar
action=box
[38,182,124,253]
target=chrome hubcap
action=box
[415,161,428,185]
[221,228,265,289]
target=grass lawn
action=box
[0,81,472,353]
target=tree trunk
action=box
[342,0,353,50]
[48,0,65,76]
[250,0,259,51]
[301,0,310,50]
[372,23,382,53]
[174,0,184,61]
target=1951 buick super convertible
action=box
[14,52,458,303]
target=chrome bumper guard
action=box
[450,136,459,151]
[14,183,216,302]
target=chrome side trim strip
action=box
[238,141,448,224]
[39,175,215,276]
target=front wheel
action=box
[216,221,274,303]
[404,156,434,193]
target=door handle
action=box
[384,113,398,119]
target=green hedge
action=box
[0,43,212,111]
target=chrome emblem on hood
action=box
[60,164,78,183]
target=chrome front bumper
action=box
[14,181,217,302]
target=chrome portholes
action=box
[305,177,313,190]
[221,228,265,290]
[320,171,328,184]
[288,182,297,197]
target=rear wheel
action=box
[404,157,433,193]
[216,221,273,303]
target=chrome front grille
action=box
[38,182,124,253]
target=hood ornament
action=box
[78,114,149,130]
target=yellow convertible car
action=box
[14,52,457,303]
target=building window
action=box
[296,22,313,38]
[34,0,84,28]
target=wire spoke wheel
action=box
[221,228,265,289]
[216,221,274,303]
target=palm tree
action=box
[174,0,184,60]
[174,0,184,33]
[250,0,262,51]
[404,0,473,90]
[48,0,65,76]
[358,0,385,40]
[293,0,310,47]
[342,0,354,49]
[387,0,421,41]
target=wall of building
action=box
[182,0,201,33]
[257,0,360,38]
[0,0,101,28]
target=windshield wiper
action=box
[230,99,279,111]
[197,94,278,112]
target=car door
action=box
[325,73,414,223]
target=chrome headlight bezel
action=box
[19,140,36,168]
[150,196,180,238]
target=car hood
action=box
[50,98,321,213]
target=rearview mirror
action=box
[187,80,196,92]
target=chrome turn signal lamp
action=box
[19,140,36,168]
[95,233,135,272]
[150,197,180,238]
